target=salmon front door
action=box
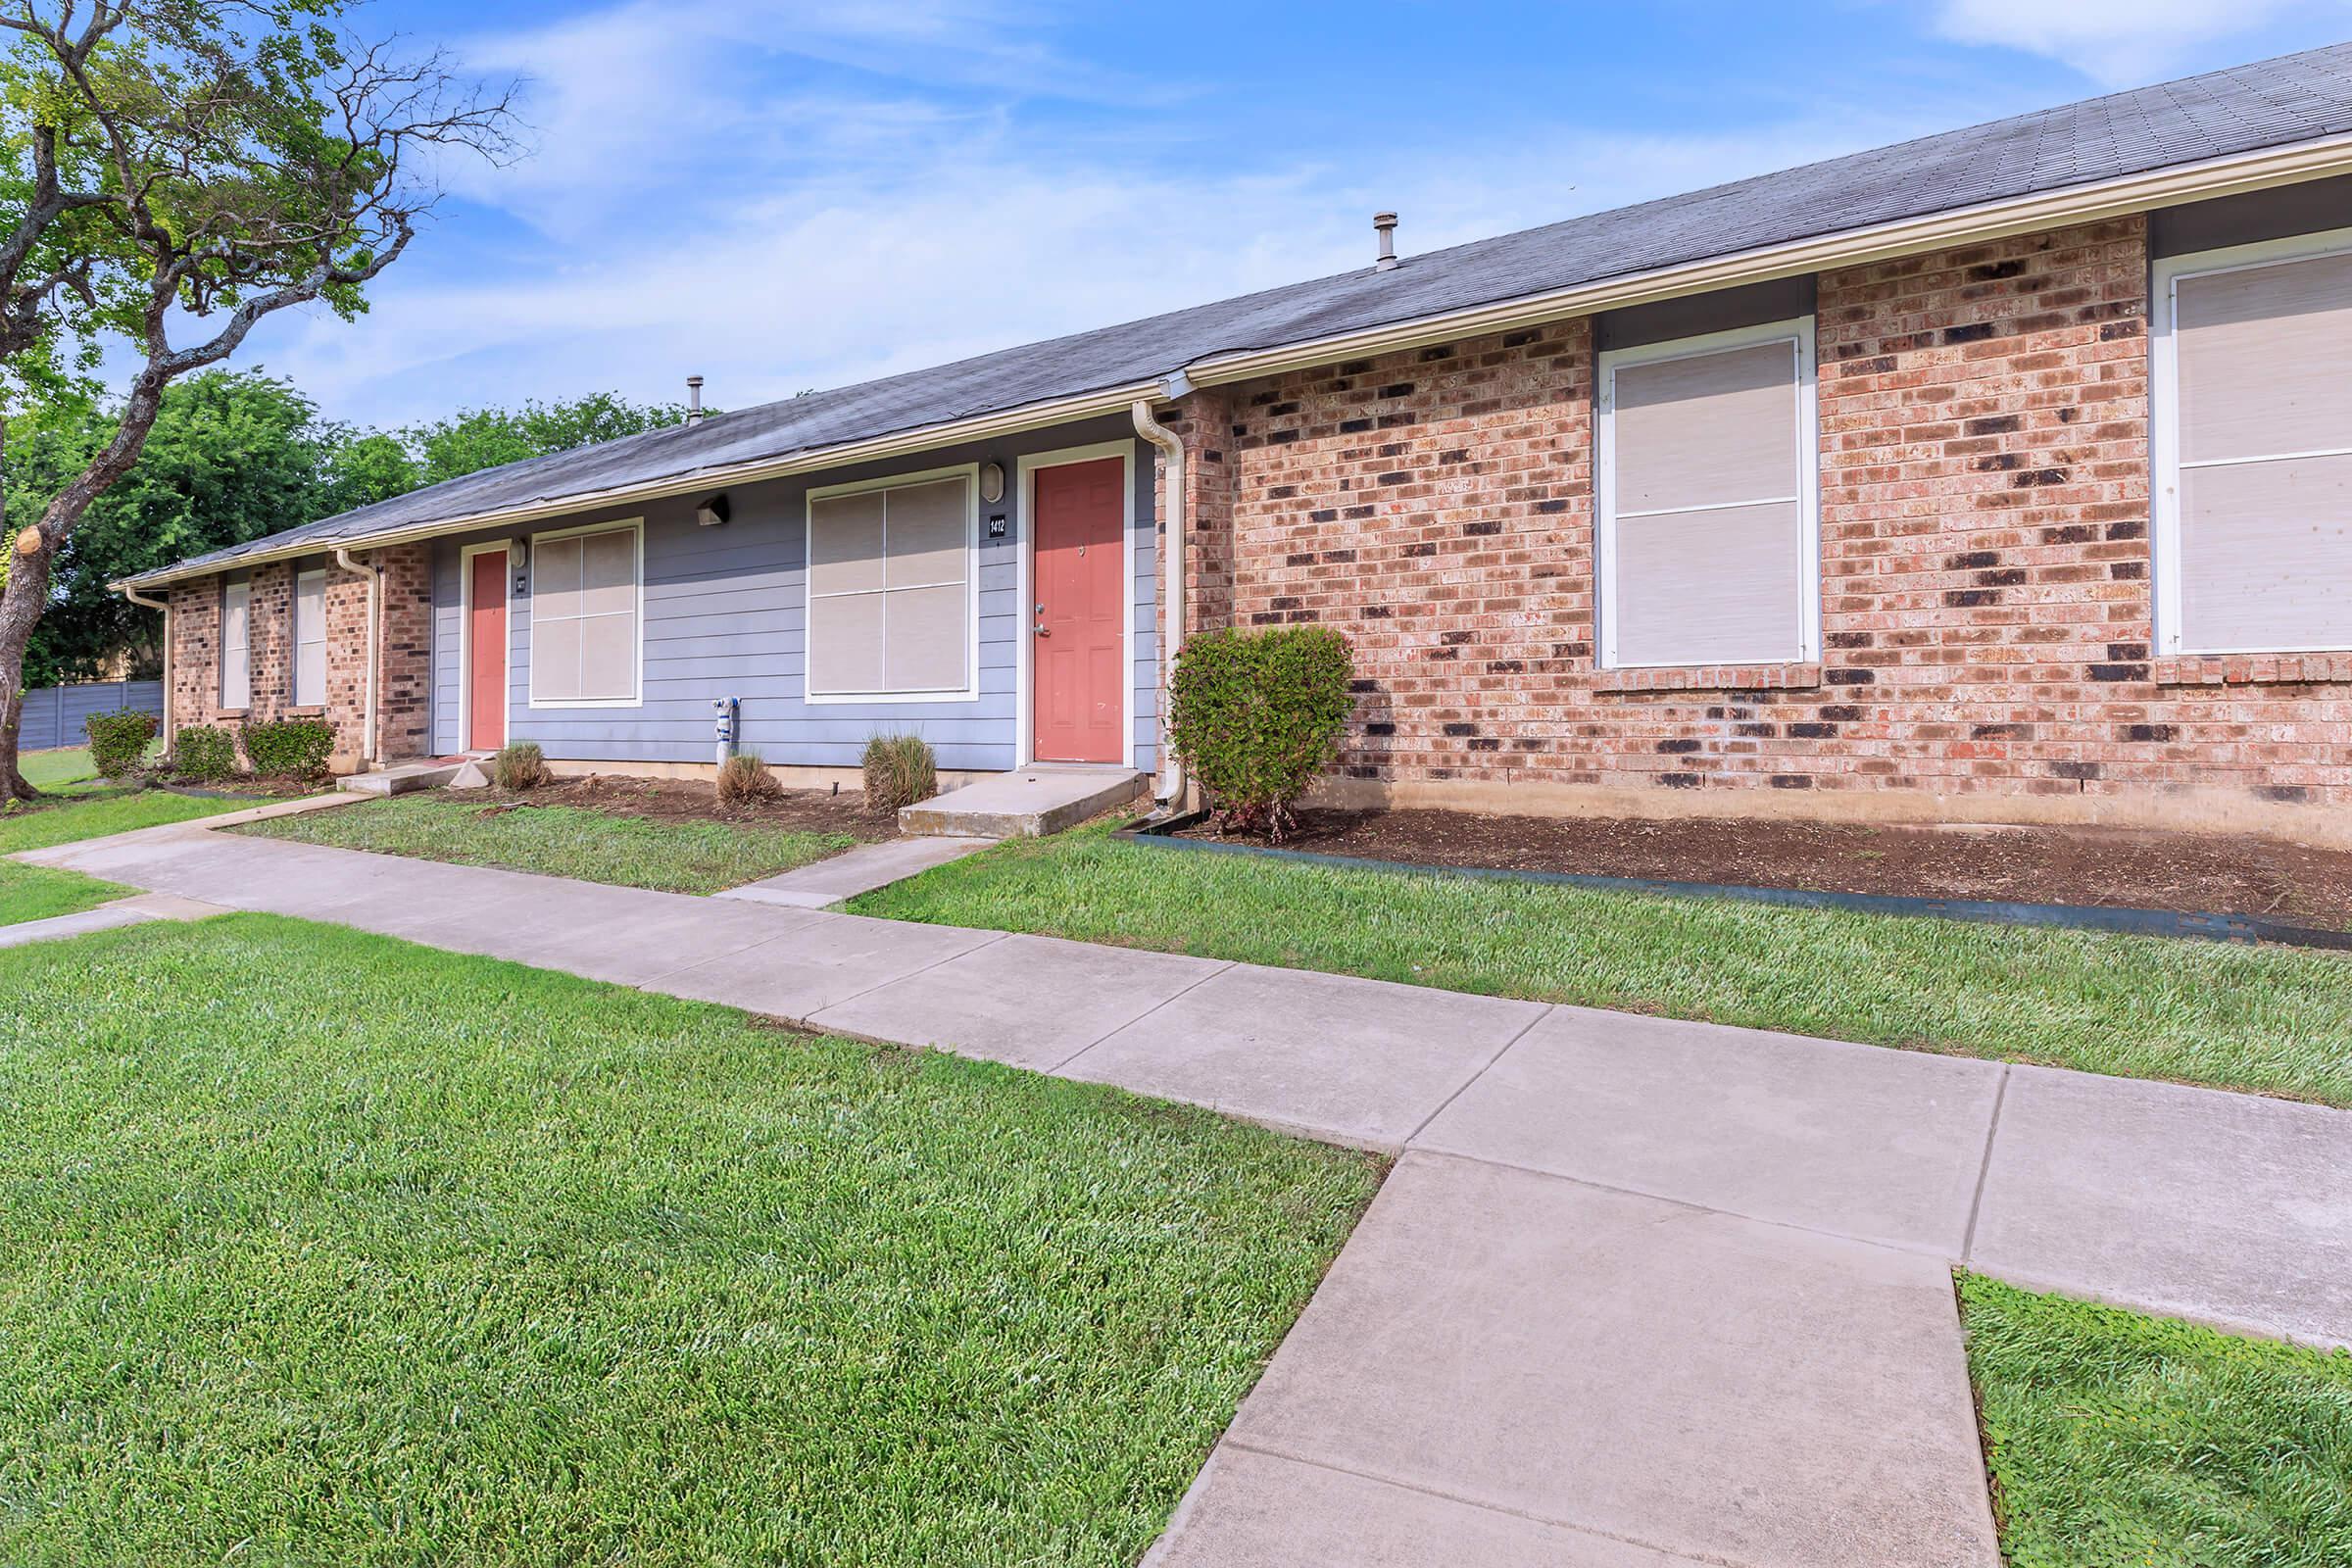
[1031,457,1125,763]
[467,549,508,752]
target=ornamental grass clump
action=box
[1167,624,1354,842]
[717,749,781,805]
[490,742,547,792]
[862,733,937,813]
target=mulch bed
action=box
[1176,808,2352,930]
[478,774,900,841]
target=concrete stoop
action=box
[900,766,1149,839]
[337,757,479,797]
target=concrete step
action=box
[338,758,476,797]
[900,767,1149,839]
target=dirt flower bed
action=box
[1177,808,2352,930]
[500,774,899,841]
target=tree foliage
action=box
[407,392,697,487]
[9,368,337,680]
[0,1,518,799]
[5,375,693,684]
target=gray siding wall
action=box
[430,413,1157,773]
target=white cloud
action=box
[1931,0,2346,85]
[231,0,1945,429]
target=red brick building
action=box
[127,45,2352,843]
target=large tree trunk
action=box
[0,380,170,802]
[0,544,50,802]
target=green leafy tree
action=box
[12,369,342,683]
[405,392,698,486]
[318,426,416,514]
[0,2,517,799]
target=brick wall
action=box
[166,545,436,772]
[1200,216,2352,839]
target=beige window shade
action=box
[2173,248,2352,652]
[808,474,972,697]
[292,568,327,707]
[531,525,639,704]
[221,580,252,709]
[1604,334,1809,667]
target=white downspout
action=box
[118,582,173,749]
[334,547,383,767]
[1131,390,1187,808]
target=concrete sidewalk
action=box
[17,818,2352,1565]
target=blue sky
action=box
[234,0,2352,429]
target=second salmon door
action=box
[1031,457,1124,763]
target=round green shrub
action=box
[1167,624,1355,840]
[170,725,239,783]
[241,717,335,779]
[84,709,160,779]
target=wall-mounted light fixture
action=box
[980,462,1005,505]
[695,492,731,528]
[509,538,527,596]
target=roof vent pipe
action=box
[1373,212,1398,270]
[686,375,705,427]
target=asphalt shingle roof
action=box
[136,40,2352,584]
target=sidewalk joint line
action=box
[1960,1063,2014,1264]
[632,911,836,990]
[1046,957,1239,1073]
[1401,1147,1954,1259]
[1399,1004,1555,1148]
[1214,1438,1752,1568]
[775,928,1014,1021]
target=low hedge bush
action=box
[862,733,937,812]
[1168,624,1354,840]
[170,725,239,783]
[241,717,335,780]
[84,709,159,778]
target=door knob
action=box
[1035,625,1051,637]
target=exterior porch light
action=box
[695,493,730,528]
[980,462,1006,505]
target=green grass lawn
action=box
[20,747,98,791]
[0,914,1379,1566]
[0,861,135,927]
[0,783,260,856]
[236,793,860,894]
[852,823,2352,1105]
[1963,1275,2352,1567]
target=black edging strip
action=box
[1113,810,2352,954]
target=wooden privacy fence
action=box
[18,680,164,752]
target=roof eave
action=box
[1186,127,2352,385]
[119,125,2352,592]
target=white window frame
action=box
[1013,439,1139,768]
[220,577,252,710]
[2151,224,2352,657]
[291,566,327,708]
[526,517,645,710]
[803,462,982,706]
[1594,316,1821,670]
[458,540,513,747]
